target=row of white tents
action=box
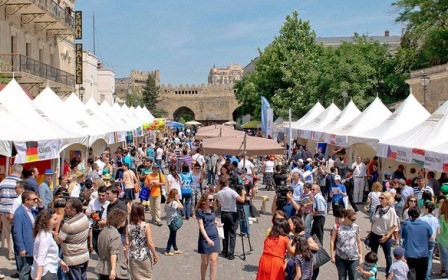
[0,79,155,164]
[285,91,448,173]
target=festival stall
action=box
[287,101,325,138]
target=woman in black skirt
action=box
[195,192,221,280]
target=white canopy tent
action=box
[298,103,341,140]
[34,88,106,149]
[287,102,325,138]
[348,93,430,150]
[323,97,391,148]
[100,101,133,132]
[0,79,87,160]
[312,100,361,142]
[112,103,141,131]
[378,99,448,167]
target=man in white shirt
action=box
[291,172,304,203]
[85,186,109,254]
[238,157,255,182]
[95,154,106,175]
[192,148,205,167]
[351,156,366,203]
[155,144,164,170]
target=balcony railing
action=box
[33,0,75,30]
[0,53,75,87]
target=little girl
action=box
[293,235,313,280]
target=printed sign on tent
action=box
[15,140,61,164]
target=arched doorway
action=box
[173,106,195,122]
[232,106,243,121]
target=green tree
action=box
[316,34,407,109]
[125,91,143,107]
[235,10,323,119]
[393,0,448,68]
[142,73,160,111]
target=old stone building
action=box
[0,0,77,95]
[406,63,448,114]
[115,70,160,100]
[208,64,243,85]
[157,82,240,122]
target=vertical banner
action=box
[261,96,273,138]
[74,11,82,39]
[75,43,83,84]
[266,108,273,139]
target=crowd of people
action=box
[0,130,447,280]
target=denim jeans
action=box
[67,261,88,280]
[439,243,448,276]
[207,170,215,185]
[16,255,33,280]
[166,228,178,252]
[181,193,191,219]
[427,240,436,280]
[369,232,393,277]
[335,257,358,280]
[155,159,163,170]
[239,204,250,235]
[304,213,313,234]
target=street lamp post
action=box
[112,92,117,103]
[79,85,85,102]
[342,90,348,107]
[420,72,430,108]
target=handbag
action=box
[168,215,183,231]
[139,186,150,201]
[311,234,331,270]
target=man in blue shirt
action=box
[329,175,347,223]
[401,207,432,280]
[38,169,54,207]
[25,167,39,193]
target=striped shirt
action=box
[59,212,90,266]
[0,175,21,214]
[413,185,434,200]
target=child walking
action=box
[357,252,378,280]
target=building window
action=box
[39,48,44,62]
[26,43,31,57]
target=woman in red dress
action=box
[257,217,294,280]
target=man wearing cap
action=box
[413,176,434,200]
[399,179,414,202]
[351,156,366,204]
[329,175,347,222]
[39,169,54,207]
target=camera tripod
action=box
[237,203,253,260]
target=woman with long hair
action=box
[402,195,417,221]
[68,171,84,198]
[126,203,158,279]
[330,209,363,280]
[367,182,382,222]
[102,157,113,176]
[257,218,294,280]
[292,235,314,280]
[195,192,220,280]
[95,208,129,280]
[368,192,398,278]
[219,164,230,181]
[167,165,183,199]
[32,209,68,280]
[164,189,184,256]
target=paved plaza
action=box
[0,188,444,279]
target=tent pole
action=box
[5,156,10,176]
[243,133,247,171]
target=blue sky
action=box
[75,0,402,85]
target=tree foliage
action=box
[125,91,144,107]
[235,10,323,119]
[235,10,409,119]
[142,73,160,112]
[393,0,448,68]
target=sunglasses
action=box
[409,200,417,202]
[208,198,215,202]
[379,197,386,200]
[311,189,317,191]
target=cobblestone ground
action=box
[0,188,444,279]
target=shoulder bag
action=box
[168,202,183,231]
[311,234,331,270]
